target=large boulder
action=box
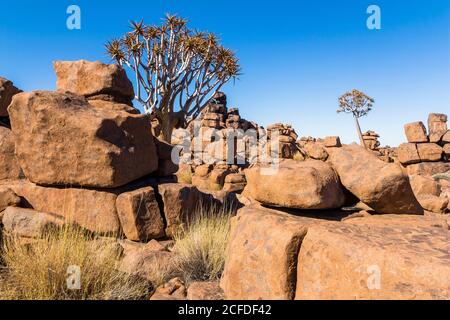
[221,207,324,300]
[0,126,22,180]
[417,143,443,162]
[295,220,450,299]
[0,77,21,117]
[4,180,120,234]
[244,160,346,210]
[328,145,423,214]
[54,60,134,105]
[8,91,158,188]
[409,175,448,213]
[404,121,428,143]
[428,113,447,143]
[2,207,64,238]
[116,186,165,241]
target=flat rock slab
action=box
[221,206,327,300]
[5,180,120,235]
[295,221,450,300]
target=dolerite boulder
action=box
[0,126,22,180]
[328,145,423,214]
[54,60,134,105]
[5,180,120,234]
[0,77,21,117]
[2,207,64,238]
[244,159,346,210]
[8,91,158,188]
[295,217,450,300]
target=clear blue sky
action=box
[1,0,449,146]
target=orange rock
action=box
[428,113,448,143]
[187,282,224,300]
[406,162,450,176]
[54,60,134,105]
[8,91,158,188]
[0,126,21,181]
[116,186,165,241]
[5,180,120,234]
[398,143,421,165]
[221,207,325,300]
[404,122,428,143]
[295,221,450,300]
[0,186,21,212]
[244,160,346,210]
[2,207,64,238]
[0,77,21,117]
[417,143,443,162]
[328,145,423,214]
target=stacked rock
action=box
[297,137,329,161]
[226,108,242,130]
[0,60,223,243]
[362,131,381,151]
[398,113,449,166]
[266,123,298,159]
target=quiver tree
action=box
[337,89,375,148]
[106,15,240,143]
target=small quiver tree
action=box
[337,89,375,148]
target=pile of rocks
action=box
[0,60,222,242]
[266,123,298,159]
[362,130,381,151]
[399,114,449,165]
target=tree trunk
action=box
[353,115,366,148]
[159,112,174,144]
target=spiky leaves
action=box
[105,14,241,142]
[338,89,374,119]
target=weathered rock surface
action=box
[157,183,204,237]
[428,113,447,143]
[116,186,165,241]
[295,222,450,300]
[187,282,224,300]
[120,243,175,283]
[406,162,450,176]
[221,207,323,300]
[150,278,187,300]
[244,160,346,210]
[417,143,443,162]
[404,122,428,143]
[0,77,21,117]
[54,60,134,104]
[2,207,64,238]
[5,180,120,234]
[398,143,421,165]
[0,186,21,212]
[0,126,22,181]
[8,91,158,188]
[328,145,423,214]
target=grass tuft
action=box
[172,204,234,284]
[0,225,150,300]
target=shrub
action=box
[172,204,234,283]
[0,226,150,300]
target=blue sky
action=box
[1,0,449,146]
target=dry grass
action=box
[177,170,193,184]
[172,204,234,284]
[293,151,305,161]
[0,226,150,300]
